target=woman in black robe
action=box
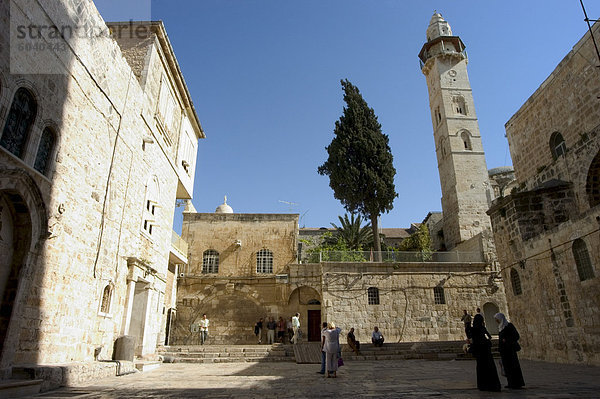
[468,314,501,392]
[495,312,525,389]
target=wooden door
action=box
[307,310,321,341]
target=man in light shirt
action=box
[372,326,384,347]
[199,314,209,345]
[291,313,300,344]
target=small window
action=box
[256,249,273,274]
[510,268,522,295]
[142,177,159,236]
[34,127,56,175]
[573,239,595,281]
[433,286,445,304]
[452,95,468,116]
[549,132,567,160]
[368,287,380,305]
[461,131,472,151]
[0,88,37,158]
[100,284,112,314]
[202,249,219,274]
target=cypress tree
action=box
[318,79,397,259]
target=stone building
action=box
[488,21,600,365]
[0,0,202,382]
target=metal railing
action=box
[171,230,188,257]
[300,250,483,264]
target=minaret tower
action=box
[419,12,492,250]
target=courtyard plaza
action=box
[30,358,600,398]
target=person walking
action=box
[266,317,277,345]
[461,309,472,338]
[254,318,263,344]
[199,314,209,345]
[317,322,328,375]
[322,322,341,378]
[495,312,525,389]
[468,314,501,392]
[291,313,300,344]
[287,317,294,344]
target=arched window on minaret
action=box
[452,95,468,116]
[461,131,472,151]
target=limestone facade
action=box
[488,21,600,365]
[0,0,202,378]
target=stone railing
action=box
[299,250,483,264]
[171,230,188,258]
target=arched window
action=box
[0,88,37,158]
[433,286,445,304]
[202,249,219,274]
[256,249,273,274]
[100,284,113,314]
[510,268,522,295]
[461,131,472,151]
[586,150,600,208]
[34,127,56,175]
[142,176,160,235]
[367,287,379,305]
[452,95,468,115]
[572,238,595,281]
[549,131,567,160]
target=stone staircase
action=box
[158,344,296,363]
[158,339,484,364]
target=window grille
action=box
[0,88,37,158]
[34,127,55,175]
[549,132,567,160]
[433,286,446,304]
[573,239,595,281]
[510,268,522,295]
[202,249,219,274]
[367,287,379,305]
[256,249,273,274]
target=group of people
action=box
[463,309,525,392]
[254,313,301,344]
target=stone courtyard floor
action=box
[31,359,600,398]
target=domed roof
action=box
[215,196,233,213]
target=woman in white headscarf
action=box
[495,312,525,389]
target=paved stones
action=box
[32,359,600,398]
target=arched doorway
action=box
[0,191,32,355]
[288,286,321,342]
[483,302,500,335]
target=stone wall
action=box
[0,0,201,372]
[490,21,600,365]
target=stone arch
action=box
[585,149,600,208]
[0,168,47,365]
[460,130,472,151]
[288,286,322,342]
[482,302,500,334]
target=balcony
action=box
[169,230,188,264]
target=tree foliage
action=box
[399,224,432,252]
[318,79,398,256]
[327,213,373,250]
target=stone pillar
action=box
[122,278,136,335]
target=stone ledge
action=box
[11,361,137,392]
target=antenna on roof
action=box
[278,200,298,212]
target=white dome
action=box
[215,196,233,213]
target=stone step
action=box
[0,379,43,398]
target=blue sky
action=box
[95,1,600,232]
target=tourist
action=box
[372,326,384,347]
[277,316,286,343]
[468,314,501,392]
[317,322,328,375]
[495,313,525,389]
[347,327,360,355]
[199,314,209,345]
[291,313,300,344]
[254,318,263,344]
[322,322,342,378]
[461,309,472,338]
[287,317,294,343]
[266,317,277,344]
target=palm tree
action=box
[329,214,373,250]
